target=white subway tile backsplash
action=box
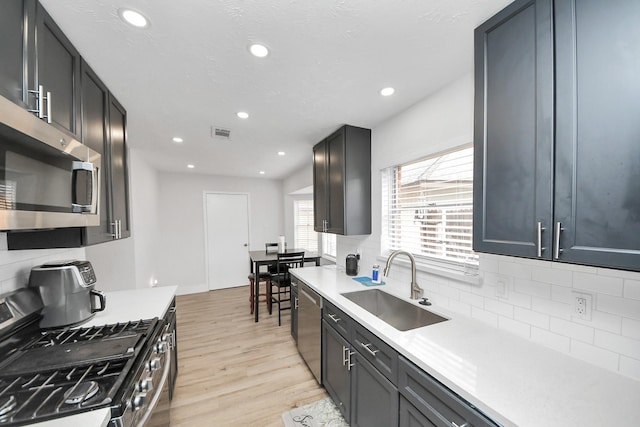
[358,251,640,379]
[595,330,640,360]
[619,356,640,381]
[532,266,573,287]
[484,298,514,318]
[498,316,531,339]
[622,318,640,340]
[458,290,484,308]
[598,294,640,320]
[514,307,550,329]
[550,318,594,344]
[514,278,551,299]
[624,279,640,300]
[471,307,498,328]
[498,259,532,280]
[573,272,624,297]
[531,296,572,320]
[531,327,571,353]
[573,310,622,335]
[570,340,620,372]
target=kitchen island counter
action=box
[291,265,640,427]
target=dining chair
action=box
[269,251,304,326]
[265,242,279,274]
[248,271,271,315]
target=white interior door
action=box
[205,193,250,290]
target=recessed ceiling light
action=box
[118,9,149,28]
[172,137,183,143]
[249,43,269,58]
[236,111,249,119]
[259,171,265,175]
[277,151,286,156]
[380,87,395,96]
[187,164,195,169]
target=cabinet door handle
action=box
[294,297,299,309]
[347,351,355,371]
[537,222,545,257]
[359,342,379,357]
[45,91,52,124]
[327,313,341,323]
[451,422,469,427]
[111,221,118,238]
[342,346,349,366]
[28,85,45,118]
[554,222,564,259]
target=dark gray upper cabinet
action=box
[553,0,640,269]
[313,125,371,235]
[108,95,131,240]
[473,0,554,259]
[35,2,81,139]
[474,0,640,271]
[0,0,81,139]
[81,61,112,244]
[0,0,34,109]
[6,61,130,249]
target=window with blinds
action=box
[294,199,318,252]
[381,145,477,266]
[322,232,336,259]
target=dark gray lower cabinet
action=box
[399,397,436,427]
[322,319,351,421]
[351,351,398,427]
[398,355,499,427]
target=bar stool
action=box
[249,271,271,315]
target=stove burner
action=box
[0,395,17,419]
[64,380,99,405]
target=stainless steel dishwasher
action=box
[297,280,323,384]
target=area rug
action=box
[281,397,349,427]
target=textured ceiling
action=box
[40,0,513,179]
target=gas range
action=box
[0,289,171,427]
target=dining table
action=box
[249,249,321,322]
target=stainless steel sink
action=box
[341,289,448,331]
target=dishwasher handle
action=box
[300,284,322,307]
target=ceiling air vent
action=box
[211,126,232,141]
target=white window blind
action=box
[294,199,318,252]
[381,145,477,265]
[321,233,336,259]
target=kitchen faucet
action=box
[383,250,424,299]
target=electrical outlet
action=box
[572,291,592,320]
[495,275,510,299]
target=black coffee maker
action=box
[345,253,360,276]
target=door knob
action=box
[244,243,248,247]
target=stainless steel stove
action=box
[0,289,171,427]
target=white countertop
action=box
[31,286,178,427]
[292,265,640,427]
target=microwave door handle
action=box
[71,161,97,213]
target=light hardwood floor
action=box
[169,286,327,426]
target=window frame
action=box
[380,144,477,274]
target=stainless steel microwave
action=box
[0,95,100,230]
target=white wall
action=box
[333,73,640,381]
[154,171,283,294]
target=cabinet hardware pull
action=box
[359,342,379,357]
[537,222,545,257]
[327,313,341,323]
[111,221,118,238]
[451,422,469,427]
[294,297,299,309]
[342,346,349,366]
[45,91,52,124]
[554,222,564,259]
[347,351,355,371]
[28,85,45,118]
